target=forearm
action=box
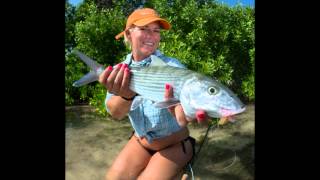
[106,96,132,120]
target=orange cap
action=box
[115,8,171,40]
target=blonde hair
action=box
[123,28,134,50]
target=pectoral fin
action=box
[153,98,180,109]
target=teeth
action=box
[144,42,154,46]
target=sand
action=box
[66,104,254,180]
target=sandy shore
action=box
[66,104,254,180]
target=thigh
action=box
[106,136,152,180]
[137,140,193,180]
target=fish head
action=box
[180,75,246,119]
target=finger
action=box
[164,83,175,115]
[168,107,175,116]
[196,110,207,123]
[99,66,113,85]
[112,64,126,94]
[174,105,188,127]
[164,83,173,99]
[121,66,131,92]
[106,63,122,92]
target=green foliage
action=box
[153,0,255,101]
[74,2,126,64]
[94,0,114,9]
[89,84,108,116]
[65,52,98,105]
[241,47,255,101]
[65,0,255,112]
[65,1,76,52]
[65,2,127,110]
[113,0,147,16]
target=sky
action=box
[69,0,254,7]
[219,0,254,7]
[69,0,83,6]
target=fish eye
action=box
[208,86,219,95]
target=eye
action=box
[153,29,161,33]
[208,86,219,95]
[139,27,146,31]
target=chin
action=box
[141,49,155,56]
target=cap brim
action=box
[115,31,125,40]
[134,17,171,30]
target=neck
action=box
[132,49,158,61]
[132,52,147,62]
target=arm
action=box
[99,63,136,120]
[106,96,133,120]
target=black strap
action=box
[121,94,136,101]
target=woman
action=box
[99,8,208,180]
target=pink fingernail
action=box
[125,67,130,73]
[165,83,170,90]
[107,66,112,71]
[197,113,205,119]
[196,110,206,122]
[117,63,123,68]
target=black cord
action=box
[192,123,215,166]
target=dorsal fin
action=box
[150,55,167,66]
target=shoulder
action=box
[120,53,132,65]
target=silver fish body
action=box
[72,50,245,119]
[130,64,245,118]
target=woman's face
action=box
[127,22,161,61]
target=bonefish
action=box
[72,50,246,120]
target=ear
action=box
[125,30,131,41]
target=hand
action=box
[99,63,136,99]
[164,84,209,126]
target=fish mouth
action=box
[218,105,246,125]
[233,105,246,114]
[220,105,246,117]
